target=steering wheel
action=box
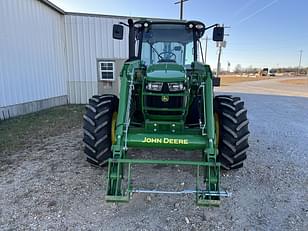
[158,51,176,62]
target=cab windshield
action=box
[139,24,194,66]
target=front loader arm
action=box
[192,62,220,206]
[112,60,141,158]
[107,60,140,200]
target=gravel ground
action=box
[1,93,308,231]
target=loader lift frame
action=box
[106,60,224,206]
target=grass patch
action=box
[0,105,84,152]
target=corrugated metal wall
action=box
[0,0,67,108]
[64,14,129,104]
[0,0,132,111]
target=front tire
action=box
[214,95,249,170]
[83,94,118,166]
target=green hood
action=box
[146,63,186,82]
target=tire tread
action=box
[83,95,118,166]
[215,95,249,170]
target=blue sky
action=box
[50,0,308,70]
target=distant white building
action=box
[0,0,138,119]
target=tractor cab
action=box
[113,19,223,66]
[133,20,208,80]
[136,21,205,66]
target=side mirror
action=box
[113,24,124,40]
[213,27,224,41]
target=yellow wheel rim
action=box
[111,112,117,145]
[215,113,220,146]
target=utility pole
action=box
[215,25,229,77]
[174,0,189,20]
[216,45,223,77]
[204,36,209,64]
[297,50,303,76]
[227,61,231,72]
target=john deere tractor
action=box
[83,19,249,206]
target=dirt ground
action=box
[1,93,308,230]
[220,75,271,86]
[279,78,308,86]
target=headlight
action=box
[146,82,163,91]
[168,82,184,92]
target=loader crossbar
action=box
[106,158,224,206]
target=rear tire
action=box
[214,95,249,170]
[83,94,118,166]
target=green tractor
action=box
[83,19,249,206]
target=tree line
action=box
[231,65,308,74]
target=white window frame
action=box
[98,61,115,81]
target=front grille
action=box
[145,95,183,115]
[144,82,185,115]
[146,95,183,108]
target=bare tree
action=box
[234,64,242,74]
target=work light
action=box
[195,24,204,29]
[134,22,143,28]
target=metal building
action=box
[0,0,131,119]
[64,13,129,104]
